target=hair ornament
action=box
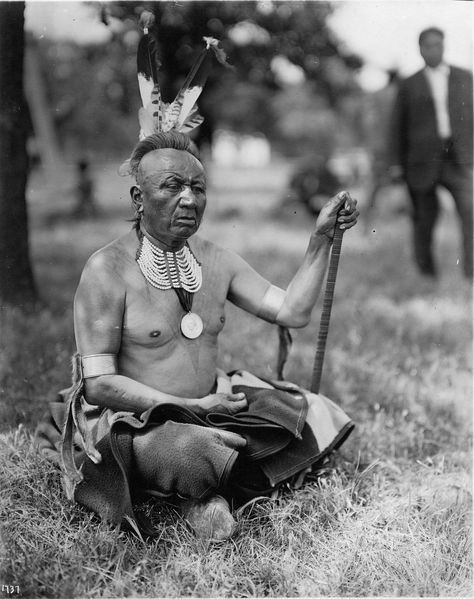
[119,11,230,176]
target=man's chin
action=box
[174,220,199,237]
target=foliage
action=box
[107,0,362,93]
[28,1,363,156]
[0,161,472,597]
[271,83,339,156]
[29,31,140,155]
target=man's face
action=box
[136,149,206,246]
[419,32,444,68]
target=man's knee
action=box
[132,422,241,499]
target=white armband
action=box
[257,285,285,323]
[81,354,118,379]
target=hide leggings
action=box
[132,422,246,500]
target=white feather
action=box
[138,73,154,109]
[138,107,155,138]
[177,86,202,127]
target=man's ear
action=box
[130,185,143,212]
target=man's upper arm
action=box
[74,251,126,355]
[225,250,276,317]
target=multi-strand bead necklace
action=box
[136,236,202,292]
[136,231,204,339]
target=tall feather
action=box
[136,10,164,139]
[165,37,230,133]
[136,11,160,108]
[179,112,204,134]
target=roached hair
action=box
[130,131,201,178]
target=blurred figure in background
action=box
[73,159,98,218]
[286,153,342,216]
[390,27,473,279]
[364,69,404,221]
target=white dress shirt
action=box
[424,63,452,139]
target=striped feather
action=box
[168,37,230,132]
[136,30,161,108]
[136,10,164,135]
[164,38,216,132]
[179,113,204,133]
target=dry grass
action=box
[0,160,472,597]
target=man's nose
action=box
[179,185,197,205]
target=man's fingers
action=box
[345,198,358,212]
[339,192,357,211]
[225,393,247,414]
[329,191,356,216]
[227,399,247,414]
[336,192,358,226]
[228,392,246,402]
[338,208,359,222]
[336,190,350,208]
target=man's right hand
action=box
[188,392,247,417]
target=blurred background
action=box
[18,0,473,220]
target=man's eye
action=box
[166,182,181,191]
[193,186,205,194]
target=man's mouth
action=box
[176,215,196,224]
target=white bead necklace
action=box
[136,235,202,293]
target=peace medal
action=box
[180,312,204,339]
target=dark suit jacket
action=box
[391,65,473,188]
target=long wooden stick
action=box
[310,210,345,394]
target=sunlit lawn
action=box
[0,158,472,597]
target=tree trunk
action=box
[0,1,37,306]
[24,38,62,178]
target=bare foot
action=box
[179,494,236,541]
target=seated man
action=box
[37,131,358,540]
[36,30,359,542]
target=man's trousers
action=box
[407,143,473,278]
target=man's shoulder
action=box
[191,235,244,271]
[449,64,473,81]
[191,235,233,260]
[401,69,425,87]
[82,231,136,280]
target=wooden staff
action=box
[310,198,346,394]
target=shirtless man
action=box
[66,132,358,540]
[76,144,356,411]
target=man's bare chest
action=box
[121,257,230,349]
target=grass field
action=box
[0,159,472,597]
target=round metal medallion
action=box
[180,312,204,339]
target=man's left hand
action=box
[314,191,359,240]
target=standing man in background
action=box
[390,27,473,279]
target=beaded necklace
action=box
[136,235,202,292]
[136,229,203,339]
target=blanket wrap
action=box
[35,356,354,536]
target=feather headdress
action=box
[119,11,229,176]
